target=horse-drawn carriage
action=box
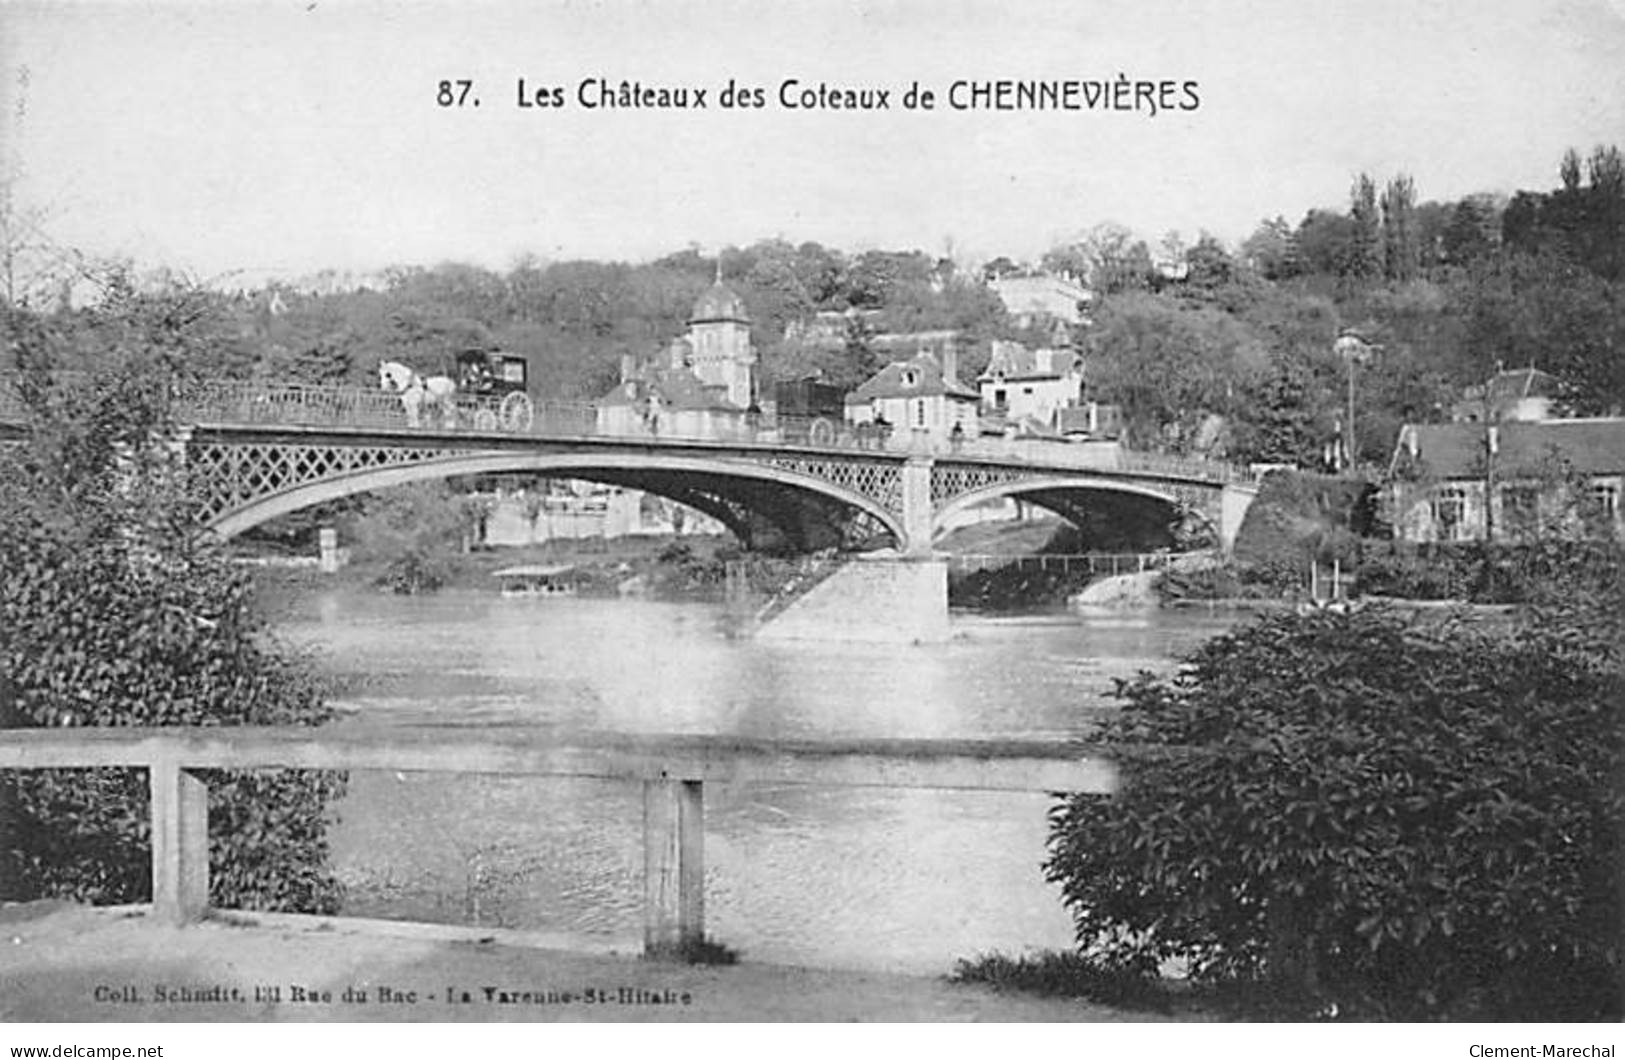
[380,349,536,432]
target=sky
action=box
[3,0,1624,284]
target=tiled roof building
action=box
[1387,418,1625,543]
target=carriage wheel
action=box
[473,407,499,432]
[500,392,535,432]
[808,417,836,447]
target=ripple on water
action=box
[294,589,1234,972]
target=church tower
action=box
[685,277,756,409]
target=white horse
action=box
[379,360,457,428]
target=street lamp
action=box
[1333,331,1377,472]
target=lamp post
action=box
[1333,331,1376,473]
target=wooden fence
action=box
[0,727,1115,954]
[947,552,1181,576]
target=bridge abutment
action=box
[1219,483,1259,555]
[756,554,950,644]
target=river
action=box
[273,588,1237,974]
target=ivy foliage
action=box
[1046,600,1623,1020]
[1,288,344,913]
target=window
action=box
[993,388,1007,409]
[901,369,919,388]
[1433,487,1468,541]
[915,399,927,427]
[1589,481,1620,518]
[1500,485,1541,536]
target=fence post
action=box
[149,752,209,924]
[643,777,705,953]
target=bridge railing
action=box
[0,726,1114,956]
[1,374,1253,486]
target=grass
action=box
[642,936,741,966]
[949,950,1172,1013]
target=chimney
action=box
[620,354,636,384]
[941,340,959,386]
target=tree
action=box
[1453,251,1625,415]
[1230,357,1329,467]
[1293,209,1358,278]
[1082,293,1266,451]
[1080,223,1155,295]
[1240,217,1297,280]
[1182,234,1238,294]
[1348,174,1384,280]
[1380,174,1419,282]
[1047,602,1623,1020]
[344,481,474,593]
[1440,195,1500,266]
[1,290,344,912]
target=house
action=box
[596,279,758,440]
[1386,418,1625,543]
[678,279,758,411]
[596,363,752,440]
[844,348,979,441]
[978,340,1083,426]
[988,273,1092,329]
[1056,402,1124,441]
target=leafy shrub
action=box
[950,950,1170,1011]
[1,291,345,914]
[1046,602,1623,1020]
[1356,539,1625,605]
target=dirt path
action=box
[0,902,1182,1023]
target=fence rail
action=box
[0,727,1115,954]
[0,374,1253,486]
[948,551,1188,576]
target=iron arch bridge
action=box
[2,379,1259,554]
[187,440,1254,559]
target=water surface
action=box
[276,589,1235,972]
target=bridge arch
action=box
[932,475,1206,551]
[206,450,906,549]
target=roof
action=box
[1392,418,1625,480]
[1485,367,1562,403]
[598,366,743,412]
[845,352,980,403]
[690,281,750,325]
[492,565,575,578]
[979,341,1079,382]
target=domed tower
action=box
[686,279,756,409]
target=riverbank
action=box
[247,535,818,605]
[0,902,1193,1023]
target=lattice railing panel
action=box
[930,462,1034,505]
[189,441,474,522]
[759,455,903,516]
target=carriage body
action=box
[452,349,535,431]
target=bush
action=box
[1046,602,1623,1020]
[950,950,1170,1011]
[1356,538,1625,605]
[1,292,345,914]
